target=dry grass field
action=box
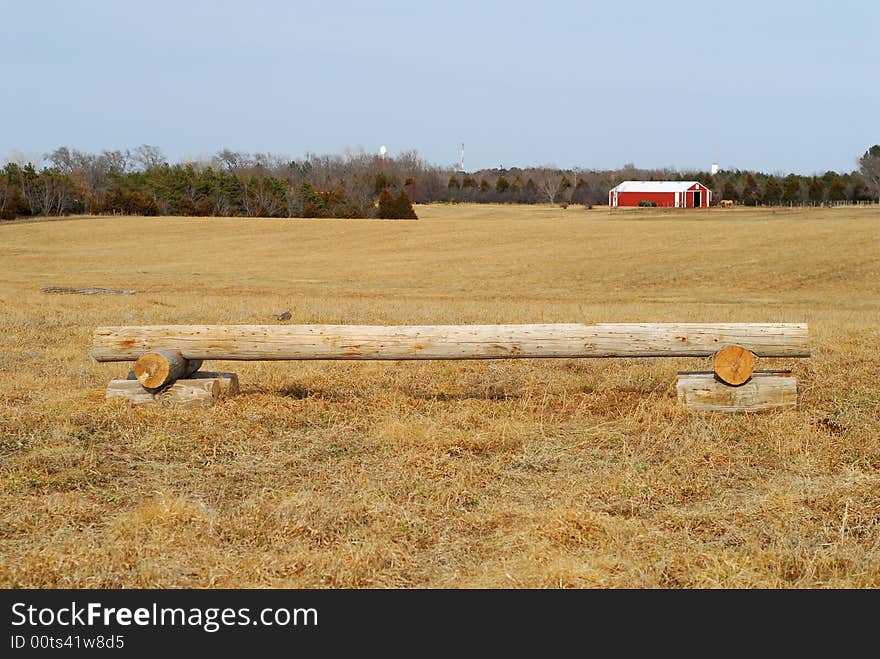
[1,203,878,588]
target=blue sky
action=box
[4,0,878,174]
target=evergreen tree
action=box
[722,180,738,202]
[808,177,825,205]
[376,188,395,218]
[393,190,418,219]
[782,174,801,204]
[828,177,846,202]
[373,172,392,195]
[742,174,759,205]
[376,188,417,219]
[298,182,326,217]
[762,176,782,205]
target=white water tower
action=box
[711,162,719,175]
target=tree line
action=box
[2,144,878,220]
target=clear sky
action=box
[4,0,878,174]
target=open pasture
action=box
[1,204,878,587]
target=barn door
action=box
[693,190,701,207]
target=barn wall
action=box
[686,183,710,207]
[615,191,678,207]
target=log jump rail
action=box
[92,322,810,412]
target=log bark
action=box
[676,371,797,412]
[713,345,756,386]
[107,378,221,408]
[92,323,810,362]
[155,379,219,409]
[106,380,155,406]
[188,371,240,396]
[134,350,202,390]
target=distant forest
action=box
[2,145,879,220]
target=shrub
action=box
[373,172,393,196]
[298,182,326,217]
[102,189,159,215]
[377,188,418,219]
[638,199,658,207]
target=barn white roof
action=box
[609,180,703,193]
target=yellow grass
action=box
[1,203,878,588]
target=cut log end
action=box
[713,344,756,386]
[134,352,171,388]
[134,349,202,390]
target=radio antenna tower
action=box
[459,143,465,172]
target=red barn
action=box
[609,181,711,208]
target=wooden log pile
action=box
[105,349,239,408]
[93,323,809,412]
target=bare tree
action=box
[215,149,248,172]
[8,150,44,168]
[132,144,166,171]
[47,146,75,173]
[0,172,10,212]
[534,166,565,204]
[859,145,880,202]
[102,149,131,175]
[32,171,75,216]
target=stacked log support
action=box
[676,371,797,412]
[108,372,239,408]
[188,371,240,396]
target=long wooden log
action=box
[92,323,810,362]
[134,349,202,390]
[676,371,797,412]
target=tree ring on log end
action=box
[134,352,172,389]
[713,344,756,386]
[133,349,201,391]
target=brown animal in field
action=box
[720,199,734,208]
